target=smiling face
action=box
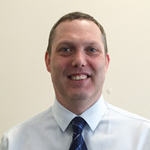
[45,20,109,112]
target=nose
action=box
[71,50,87,68]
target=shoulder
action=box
[0,107,54,149]
[104,101,150,126]
[3,107,53,139]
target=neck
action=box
[56,94,101,115]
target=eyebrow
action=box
[56,40,101,47]
[57,41,75,46]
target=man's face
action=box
[45,20,109,106]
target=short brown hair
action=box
[47,12,108,55]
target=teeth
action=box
[71,75,88,80]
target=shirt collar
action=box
[52,96,106,132]
[52,99,76,132]
[80,96,106,131]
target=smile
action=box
[69,75,89,80]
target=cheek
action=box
[51,62,62,75]
[92,60,105,72]
[91,61,107,84]
[50,58,68,77]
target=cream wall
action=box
[1,0,150,139]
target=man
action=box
[0,12,150,150]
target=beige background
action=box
[0,0,150,139]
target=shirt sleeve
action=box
[0,135,8,150]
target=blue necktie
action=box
[69,117,87,150]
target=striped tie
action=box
[69,117,87,150]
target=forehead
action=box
[56,19,100,31]
[54,20,102,42]
[50,20,105,54]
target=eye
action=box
[86,47,101,57]
[61,47,71,52]
[58,47,73,56]
[88,48,97,52]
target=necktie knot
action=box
[71,117,86,135]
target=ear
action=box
[105,54,110,73]
[45,51,51,73]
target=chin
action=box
[69,93,88,101]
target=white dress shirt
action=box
[0,96,150,150]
